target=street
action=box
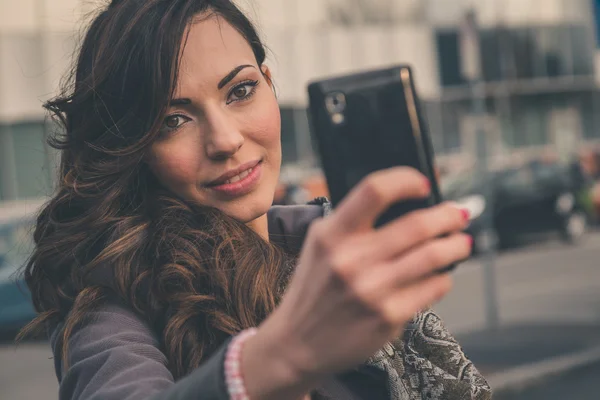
[437,233,600,335]
[1,232,600,399]
[495,361,600,400]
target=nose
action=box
[203,107,244,160]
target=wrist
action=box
[225,328,258,400]
[240,319,320,400]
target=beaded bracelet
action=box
[224,328,259,400]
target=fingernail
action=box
[424,178,431,192]
[467,235,474,248]
[460,208,470,221]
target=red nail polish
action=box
[460,208,470,221]
[424,179,431,192]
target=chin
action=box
[210,187,275,224]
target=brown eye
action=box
[165,116,182,129]
[227,80,259,104]
[233,86,248,99]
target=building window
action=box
[576,91,600,140]
[508,97,548,147]
[440,102,463,152]
[511,28,537,80]
[280,107,300,164]
[435,30,465,87]
[570,26,594,76]
[0,121,53,200]
[279,107,317,166]
[422,101,445,154]
[423,101,462,154]
[436,24,594,86]
[536,26,572,77]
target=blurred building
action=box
[249,0,600,176]
[0,0,90,201]
[1,0,600,203]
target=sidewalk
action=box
[492,359,600,400]
[456,322,600,395]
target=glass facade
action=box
[436,24,595,86]
[1,0,599,200]
[429,16,599,169]
[0,121,55,201]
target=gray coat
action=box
[50,201,491,400]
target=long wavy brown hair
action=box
[18,0,292,379]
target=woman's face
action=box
[148,15,281,231]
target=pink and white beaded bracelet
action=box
[224,328,258,400]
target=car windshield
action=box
[441,170,484,199]
[496,168,535,192]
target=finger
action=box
[369,202,470,261]
[385,233,471,286]
[331,167,430,234]
[382,273,453,326]
[354,233,471,302]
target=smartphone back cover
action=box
[308,66,440,225]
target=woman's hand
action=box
[243,167,471,399]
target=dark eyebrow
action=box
[169,65,255,106]
[218,64,255,89]
[169,98,192,106]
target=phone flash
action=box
[332,113,345,125]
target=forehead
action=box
[177,14,257,87]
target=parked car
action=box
[0,200,44,335]
[442,161,595,253]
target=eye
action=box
[227,80,259,104]
[233,85,249,98]
[163,115,190,130]
[159,114,191,137]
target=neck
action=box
[246,213,269,242]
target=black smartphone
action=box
[307,65,455,272]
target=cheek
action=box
[245,91,281,150]
[150,143,200,188]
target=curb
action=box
[488,344,600,394]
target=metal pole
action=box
[494,2,515,163]
[472,80,500,331]
[461,9,500,330]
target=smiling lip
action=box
[205,159,263,197]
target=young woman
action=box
[20,1,491,399]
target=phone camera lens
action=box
[325,92,346,114]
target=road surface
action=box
[0,341,56,399]
[495,361,600,400]
[2,233,600,398]
[436,233,600,335]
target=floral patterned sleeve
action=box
[366,309,493,400]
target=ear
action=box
[261,64,274,88]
